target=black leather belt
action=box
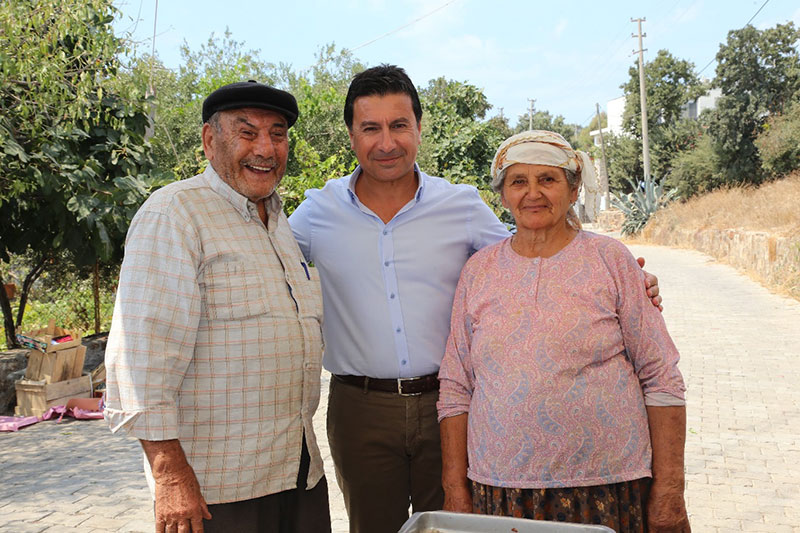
[333,373,439,396]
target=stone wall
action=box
[596,209,625,232]
[642,224,800,296]
[0,349,28,413]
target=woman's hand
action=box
[440,413,472,514]
[443,484,473,513]
[647,479,690,532]
[646,405,689,532]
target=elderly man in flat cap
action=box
[104,81,330,533]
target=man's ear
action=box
[348,127,355,151]
[201,122,215,162]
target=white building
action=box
[589,88,721,147]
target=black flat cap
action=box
[202,80,299,127]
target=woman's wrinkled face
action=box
[501,163,578,232]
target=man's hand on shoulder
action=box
[637,257,663,312]
[141,440,212,532]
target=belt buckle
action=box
[397,377,422,396]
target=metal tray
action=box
[398,511,616,533]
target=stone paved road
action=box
[626,243,800,533]
[0,372,348,533]
[2,242,800,532]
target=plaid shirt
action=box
[104,165,325,504]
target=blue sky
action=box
[114,0,800,127]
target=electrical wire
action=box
[349,0,459,52]
[697,0,771,75]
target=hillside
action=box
[640,172,800,300]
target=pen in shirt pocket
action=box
[300,261,310,280]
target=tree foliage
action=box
[611,50,704,193]
[512,110,577,144]
[621,50,703,136]
[120,30,278,180]
[709,23,800,186]
[755,99,800,178]
[279,46,363,214]
[0,0,163,347]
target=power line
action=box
[697,0,771,76]
[745,0,771,26]
[349,0,458,52]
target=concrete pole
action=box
[595,103,611,208]
[528,99,535,131]
[632,17,651,182]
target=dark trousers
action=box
[327,378,444,533]
[203,436,331,533]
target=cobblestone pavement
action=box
[627,243,800,533]
[2,242,800,532]
[0,372,347,533]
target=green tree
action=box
[709,23,800,185]
[605,133,643,194]
[417,78,510,221]
[575,112,607,152]
[419,78,499,185]
[120,30,278,181]
[513,110,578,144]
[0,0,162,347]
[621,50,703,137]
[665,132,722,198]
[279,46,363,214]
[755,99,800,177]
[615,50,705,191]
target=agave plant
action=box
[611,174,679,236]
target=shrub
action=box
[612,174,679,236]
[755,100,800,178]
[666,133,725,198]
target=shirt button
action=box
[383,230,388,235]
[401,360,407,365]
[390,293,395,299]
[384,261,390,267]
[396,327,402,333]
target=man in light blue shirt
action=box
[289,65,660,533]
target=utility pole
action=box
[595,103,611,208]
[498,107,504,121]
[632,17,651,182]
[528,98,536,130]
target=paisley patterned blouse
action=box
[437,231,685,489]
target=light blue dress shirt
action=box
[288,165,510,379]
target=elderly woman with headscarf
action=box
[437,131,690,532]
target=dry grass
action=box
[641,171,800,301]
[646,171,800,238]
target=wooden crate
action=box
[14,375,92,417]
[25,345,86,383]
[16,319,82,353]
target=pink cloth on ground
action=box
[0,415,40,432]
[0,401,104,431]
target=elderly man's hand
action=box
[637,257,663,311]
[141,439,212,533]
[154,462,212,533]
[647,479,690,532]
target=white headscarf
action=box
[490,130,596,193]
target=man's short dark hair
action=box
[344,64,423,129]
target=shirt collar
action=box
[346,163,426,204]
[203,164,283,223]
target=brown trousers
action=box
[202,436,331,533]
[327,378,444,533]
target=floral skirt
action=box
[471,478,651,533]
